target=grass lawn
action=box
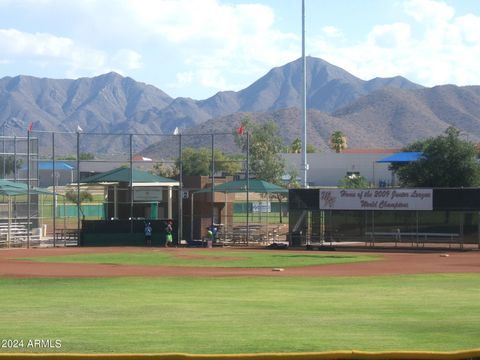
[21,250,379,268]
[0,274,479,354]
[232,212,286,224]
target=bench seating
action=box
[0,224,41,247]
[364,231,461,248]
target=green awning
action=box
[195,179,287,194]
[80,167,178,185]
[0,179,55,196]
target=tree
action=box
[152,162,178,178]
[79,152,95,160]
[329,130,347,153]
[65,189,93,203]
[0,156,22,176]
[234,116,285,185]
[290,138,302,153]
[289,138,316,153]
[338,174,369,188]
[390,127,480,187]
[235,117,287,222]
[176,148,241,176]
[285,168,301,189]
[58,152,94,160]
[306,144,317,153]
[65,189,93,220]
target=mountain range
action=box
[1,56,480,158]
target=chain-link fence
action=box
[1,129,289,248]
[289,189,480,250]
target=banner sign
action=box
[252,201,271,213]
[319,189,433,211]
[134,187,163,201]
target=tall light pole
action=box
[301,0,309,188]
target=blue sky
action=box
[0,0,479,100]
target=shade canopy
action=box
[196,179,288,194]
[80,167,178,186]
[377,152,424,163]
[21,161,75,171]
[0,179,55,196]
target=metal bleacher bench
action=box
[0,223,41,247]
[54,229,79,246]
[364,231,461,248]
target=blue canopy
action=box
[21,161,75,170]
[377,152,423,163]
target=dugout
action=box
[79,167,179,246]
[289,188,480,249]
[80,219,177,246]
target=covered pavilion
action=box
[194,179,288,243]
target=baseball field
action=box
[0,247,479,355]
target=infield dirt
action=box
[0,247,478,278]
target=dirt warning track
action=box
[0,247,478,278]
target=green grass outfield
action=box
[0,274,479,354]
[21,251,379,268]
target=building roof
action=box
[21,161,75,171]
[377,152,424,163]
[341,148,401,154]
[0,179,55,196]
[195,179,288,194]
[80,167,178,186]
[39,162,74,170]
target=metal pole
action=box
[211,134,215,227]
[27,130,30,248]
[246,132,250,245]
[7,197,11,248]
[13,136,16,181]
[76,131,80,242]
[178,134,183,244]
[2,124,5,179]
[301,0,308,188]
[372,161,375,187]
[52,132,56,247]
[190,193,194,242]
[13,135,17,224]
[129,134,133,232]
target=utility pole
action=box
[301,0,309,188]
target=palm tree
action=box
[329,131,347,153]
[290,138,302,153]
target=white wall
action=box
[282,152,395,187]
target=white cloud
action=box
[310,0,480,87]
[0,28,143,78]
[0,28,74,57]
[322,26,342,38]
[455,14,480,44]
[367,23,411,48]
[174,71,194,87]
[403,0,455,23]
[112,49,142,70]
[0,0,299,96]
[123,0,298,92]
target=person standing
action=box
[165,220,173,247]
[144,222,152,246]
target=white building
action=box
[282,149,400,187]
